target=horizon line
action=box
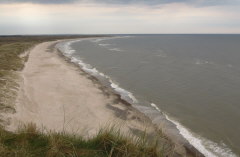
[1,33,240,36]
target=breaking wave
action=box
[57,38,237,157]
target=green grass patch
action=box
[0,41,35,112]
[0,124,171,157]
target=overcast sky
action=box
[1,0,240,34]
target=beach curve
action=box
[6,40,204,157]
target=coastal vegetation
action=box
[0,35,105,115]
[0,124,168,157]
[0,41,33,113]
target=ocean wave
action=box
[57,38,237,157]
[110,80,138,103]
[56,39,82,57]
[74,56,137,103]
[91,36,134,43]
[195,59,214,65]
[150,103,161,112]
[71,56,101,78]
[195,60,236,69]
[149,102,237,157]
[150,102,237,157]
[168,116,237,157]
[109,48,123,52]
[91,38,106,43]
[98,43,111,47]
[57,39,137,104]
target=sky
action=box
[0,0,240,34]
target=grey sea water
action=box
[59,35,240,157]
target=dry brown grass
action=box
[0,124,173,157]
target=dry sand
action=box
[6,40,155,137]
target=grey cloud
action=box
[1,0,239,6]
[194,0,240,7]
[0,0,76,4]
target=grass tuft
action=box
[0,124,173,157]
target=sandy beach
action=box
[4,40,204,157]
[6,41,152,136]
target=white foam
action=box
[110,81,138,103]
[57,39,238,157]
[57,38,138,105]
[90,36,133,43]
[168,116,237,157]
[76,59,138,104]
[91,36,134,43]
[73,58,99,77]
[109,48,123,52]
[150,102,237,157]
[150,103,161,112]
[56,39,82,57]
[195,59,214,65]
[165,115,219,157]
[98,44,111,47]
[195,60,201,65]
[70,57,80,64]
[204,140,237,157]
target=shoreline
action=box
[57,38,206,157]
[7,39,203,157]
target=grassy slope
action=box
[0,35,107,113]
[0,124,170,157]
[0,42,34,112]
[0,36,173,157]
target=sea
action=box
[57,34,240,157]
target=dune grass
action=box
[0,124,169,157]
[0,35,107,115]
[0,41,35,113]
